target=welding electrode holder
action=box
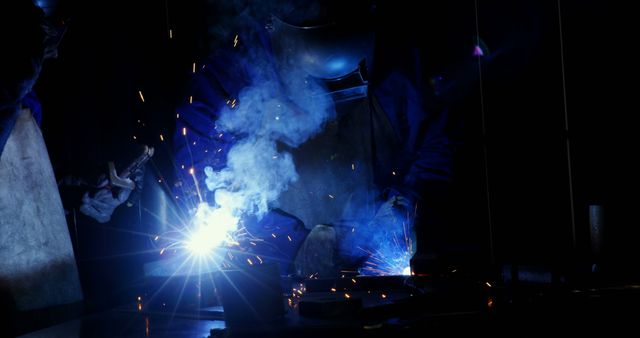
[107,145,154,190]
[82,145,153,205]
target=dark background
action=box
[34,0,637,311]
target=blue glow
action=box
[185,203,238,256]
[327,58,347,72]
[359,221,415,276]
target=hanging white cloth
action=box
[0,108,82,311]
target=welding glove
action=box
[80,183,132,223]
[357,194,415,258]
[79,167,144,223]
[124,165,146,207]
[370,194,413,230]
[293,224,337,278]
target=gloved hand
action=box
[79,180,132,223]
[123,165,146,207]
[79,166,145,223]
[371,195,413,229]
[293,224,337,278]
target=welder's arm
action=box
[403,49,494,194]
[402,106,455,195]
[373,68,455,207]
[173,61,235,200]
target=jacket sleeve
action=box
[173,58,236,203]
[374,69,457,206]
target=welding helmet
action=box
[267,0,375,100]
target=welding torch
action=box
[58,145,154,204]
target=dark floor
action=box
[16,274,640,337]
[18,309,224,338]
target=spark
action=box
[160,248,166,255]
[169,29,173,39]
[176,113,180,118]
[182,127,187,136]
[287,235,292,242]
[351,278,357,284]
[138,303,142,311]
[138,90,145,102]
[181,164,185,169]
[328,194,335,199]
[275,116,280,120]
[192,62,196,73]
[271,233,277,238]
[137,296,142,301]
[351,163,355,171]
[154,235,160,241]
[230,98,236,108]
[256,256,263,264]
[358,214,414,276]
[381,293,387,299]
[189,167,195,175]
[247,258,253,265]
[344,293,351,299]
[233,34,239,47]
[485,282,493,288]
[160,134,164,141]
[392,171,396,176]
[330,288,336,292]
[189,96,193,104]
[133,136,137,140]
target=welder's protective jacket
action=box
[173,32,456,271]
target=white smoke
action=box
[202,38,335,225]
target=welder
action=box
[173,0,474,277]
